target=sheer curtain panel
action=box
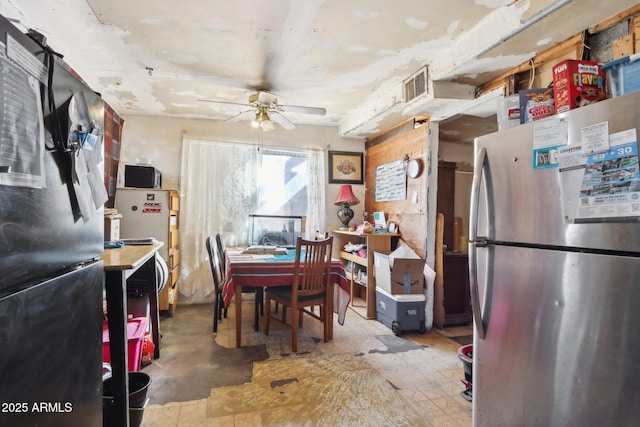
[305,149,325,238]
[180,138,258,301]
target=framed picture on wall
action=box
[328,151,364,184]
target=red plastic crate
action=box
[102,317,148,372]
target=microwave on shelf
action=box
[124,164,162,188]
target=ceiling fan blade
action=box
[279,104,326,115]
[198,99,250,108]
[269,111,296,130]
[227,110,256,123]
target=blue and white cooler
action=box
[375,287,426,335]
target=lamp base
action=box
[337,203,354,231]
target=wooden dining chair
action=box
[215,233,264,332]
[306,230,330,315]
[214,233,229,321]
[206,236,226,333]
[264,236,333,352]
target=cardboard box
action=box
[552,60,606,113]
[374,251,425,295]
[376,287,426,335]
[497,94,521,130]
[104,213,122,241]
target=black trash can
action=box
[103,372,151,427]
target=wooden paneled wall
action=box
[364,120,429,257]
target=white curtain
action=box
[179,137,258,301]
[305,149,325,238]
[179,139,326,303]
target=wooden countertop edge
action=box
[102,241,165,270]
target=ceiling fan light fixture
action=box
[251,112,261,128]
[260,115,275,132]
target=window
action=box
[180,137,325,301]
[256,149,308,217]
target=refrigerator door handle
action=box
[469,146,487,339]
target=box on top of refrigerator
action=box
[601,54,640,97]
[552,59,606,113]
[519,87,554,123]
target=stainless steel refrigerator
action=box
[0,14,105,426]
[469,91,640,426]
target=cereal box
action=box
[552,60,606,113]
[519,88,554,123]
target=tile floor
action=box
[139,296,473,426]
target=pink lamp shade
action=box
[334,184,360,206]
[335,185,359,230]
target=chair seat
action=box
[266,286,324,302]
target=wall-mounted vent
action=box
[404,66,428,103]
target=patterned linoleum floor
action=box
[139,297,472,427]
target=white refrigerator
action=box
[115,188,179,313]
[115,188,177,261]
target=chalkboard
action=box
[375,160,406,201]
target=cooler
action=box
[103,317,148,372]
[375,287,426,336]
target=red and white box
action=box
[552,60,606,114]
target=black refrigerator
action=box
[0,14,106,426]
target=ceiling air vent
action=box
[404,66,428,103]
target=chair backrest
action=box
[206,236,223,290]
[292,236,333,298]
[215,233,226,275]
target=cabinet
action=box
[435,161,472,326]
[437,161,457,251]
[115,189,180,316]
[331,230,398,319]
[442,252,471,326]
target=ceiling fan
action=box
[199,91,326,131]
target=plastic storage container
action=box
[602,54,640,97]
[375,287,426,335]
[102,316,148,372]
[458,344,473,402]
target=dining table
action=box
[222,250,350,348]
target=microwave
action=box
[124,165,162,188]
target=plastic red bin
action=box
[457,344,473,401]
[103,317,148,372]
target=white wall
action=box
[119,115,365,232]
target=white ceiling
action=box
[1,0,636,138]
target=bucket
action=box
[103,372,151,427]
[457,344,473,401]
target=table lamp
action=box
[335,184,360,230]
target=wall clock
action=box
[406,159,423,178]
